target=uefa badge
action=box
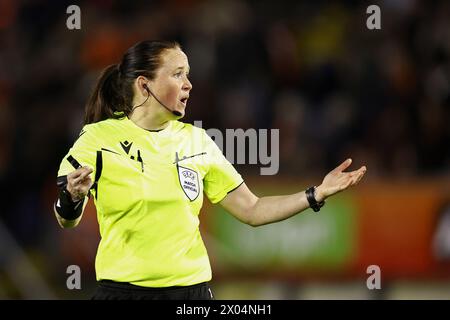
[177,165,200,201]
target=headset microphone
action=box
[143,84,182,117]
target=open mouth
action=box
[180,97,188,106]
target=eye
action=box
[174,71,183,78]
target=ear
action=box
[135,76,149,95]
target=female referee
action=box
[54,40,366,300]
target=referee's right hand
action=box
[66,166,94,202]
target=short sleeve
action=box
[57,126,97,178]
[202,130,244,204]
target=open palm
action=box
[317,159,366,202]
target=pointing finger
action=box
[69,167,92,183]
[74,170,92,183]
[68,168,84,180]
[79,166,93,178]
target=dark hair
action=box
[84,40,180,124]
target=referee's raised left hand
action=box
[316,159,366,202]
[66,166,94,202]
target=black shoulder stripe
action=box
[67,155,82,169]
[91,150,103,200]
[101,147,120,155]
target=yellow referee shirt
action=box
[57,116,243,287]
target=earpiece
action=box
[139,82,182,117]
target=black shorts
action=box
[91,280,214,300]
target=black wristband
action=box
[305,186,325,212]
[55,187,84,220]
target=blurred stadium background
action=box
[0,0,449,299]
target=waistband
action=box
[98,280,208,292]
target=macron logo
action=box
[120,141,133,155]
